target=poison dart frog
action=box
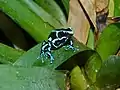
[37,27,78,63]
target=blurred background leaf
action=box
[96,55,120,89]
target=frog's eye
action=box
[68,27,72,30]
[65,28,73,35]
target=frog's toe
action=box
[37,56,40,59]
[74,47,79,51]
[37,55,45,63]
[68,45,79,52]
[50,56,54,64]
[63,46,68,50]
[41,59,45,63]
[72,47,79,52]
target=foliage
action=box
[0,0,120,90]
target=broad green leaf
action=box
[70,66,88,90]
[34,0,66,26]
[114,0,120,16]
[96,55,120,89]
[14,38,89,69]
[0,0,53,42]
[21,0,62,28]
[95,23,120,61]
[0,65,66,90]
[0,43,24,64]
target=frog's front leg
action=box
[37,52,46,63]
[64,39,79,51]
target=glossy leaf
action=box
[95,23,120,61]
[96,55,120,89]
[0,0,53,42]
[0,65,66,90]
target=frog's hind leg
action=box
[45,51,54,64]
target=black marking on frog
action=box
[37,27,78,63]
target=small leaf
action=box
[86,29,94,50]
[96,55,120,89]
[70,66,88,90]
[108,0,114,17]
[0,43,24,64]
[95,23,120,61]
[0,65,66,90]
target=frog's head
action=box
[63,27,73,36]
